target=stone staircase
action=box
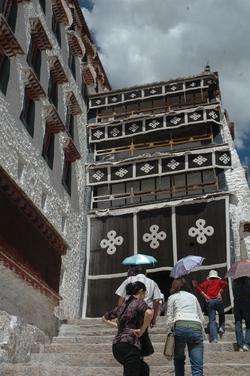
[0,314,249,375]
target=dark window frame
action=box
[42,123,55,169]
[27,34,42,80]
[1,0,17,32]
[52,9,61,46]
[68,50,76,79]
[62,155,71,195]
[65,110,74,140]
[0,48,10,95]
[48,72,58,109]
[20,88,35,137]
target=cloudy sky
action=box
[80,0,250,180]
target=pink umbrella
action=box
[170,255,205,279]
[225,259,250,279]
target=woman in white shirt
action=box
[166,278,204,376]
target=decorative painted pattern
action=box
[142,225,167,249]
[100,230,124,255]
[188,219,214,244]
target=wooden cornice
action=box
[0,15,24,58]
[22,68,46,101]
[65,91,82,115]
[0,165,68,256]
[63,138,81,162]
[82,35,96,58]
[48,56,68,85]
[67,30,83,57]
[52,0,69,25]
[29,18,52,51]
[81,62,96,87]
[0,249,61,304]
[44,104,66,133]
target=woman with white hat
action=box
[196,270,228,343]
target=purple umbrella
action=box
[170,255,205,279]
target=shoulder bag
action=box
[163,325,175,361]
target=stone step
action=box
[2,363,250,376]
[52,330,237,345]
[43,340,240,355]
[29,350,250,367]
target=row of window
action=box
[91,170,223,209]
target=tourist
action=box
[102,281,152,376]
[196,269,228,343]
[166,277,204,376]
[116,265,161,328]
[232,276,250,351]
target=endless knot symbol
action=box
[130,93,137,98]
[143,225,167,249]
[140,164,154,174]
[189,82,197,87]
[208,111,218,120]
[193,155,207,166]
[100,230,124,255]
[115,168,128,178]
[95,99,102,105]
[188,219,214,244]
[170,86,177,91]
[93,130,104,139]
[129,123,139,133]
[93,170,104,181]
[148,120,160,128]
[219,154,230,165]
[190,112,201,121]
[170,117,181,125]
[167,159,180,170]
[110,128,120,137]
[111,97,118,102]
[150,89,157,94]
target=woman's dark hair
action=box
[170,277,192,295]
[126,281,146,296]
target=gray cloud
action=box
[82,0,250,162]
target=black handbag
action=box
[140,329,154,357]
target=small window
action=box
[20,88,35,137]
[1,0,17,32]
[65,110,74,140]
[48,72,58,109]
[27,35,41,80]
[42,124,54,169]
[68,50,76,79]
[62,155,71,195]
[0,49,10,95]
[52,10,61,46]
[38,0,46,13]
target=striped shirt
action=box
[115,274,161,309]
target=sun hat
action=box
[206,270,221,280]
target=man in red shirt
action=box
[197,270,228,343]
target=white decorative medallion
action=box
[140,164,154,174]
[148,120,160,128]
[188,219,214,244]
[190,112,201,121]
[167,159,180,170]
[93,170,105,181]
[219,154,230,165]
[129,123,139,133]
[100,230,124,255]
[193,155,208,166]
[115,168,128,178]
[170,117,181,125]
[110,128,120,137]
[93,130,104,139]
[143,225,167,249]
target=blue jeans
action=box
[234,299,250,349]
[174,326,203,376]
[206,298,225,342]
